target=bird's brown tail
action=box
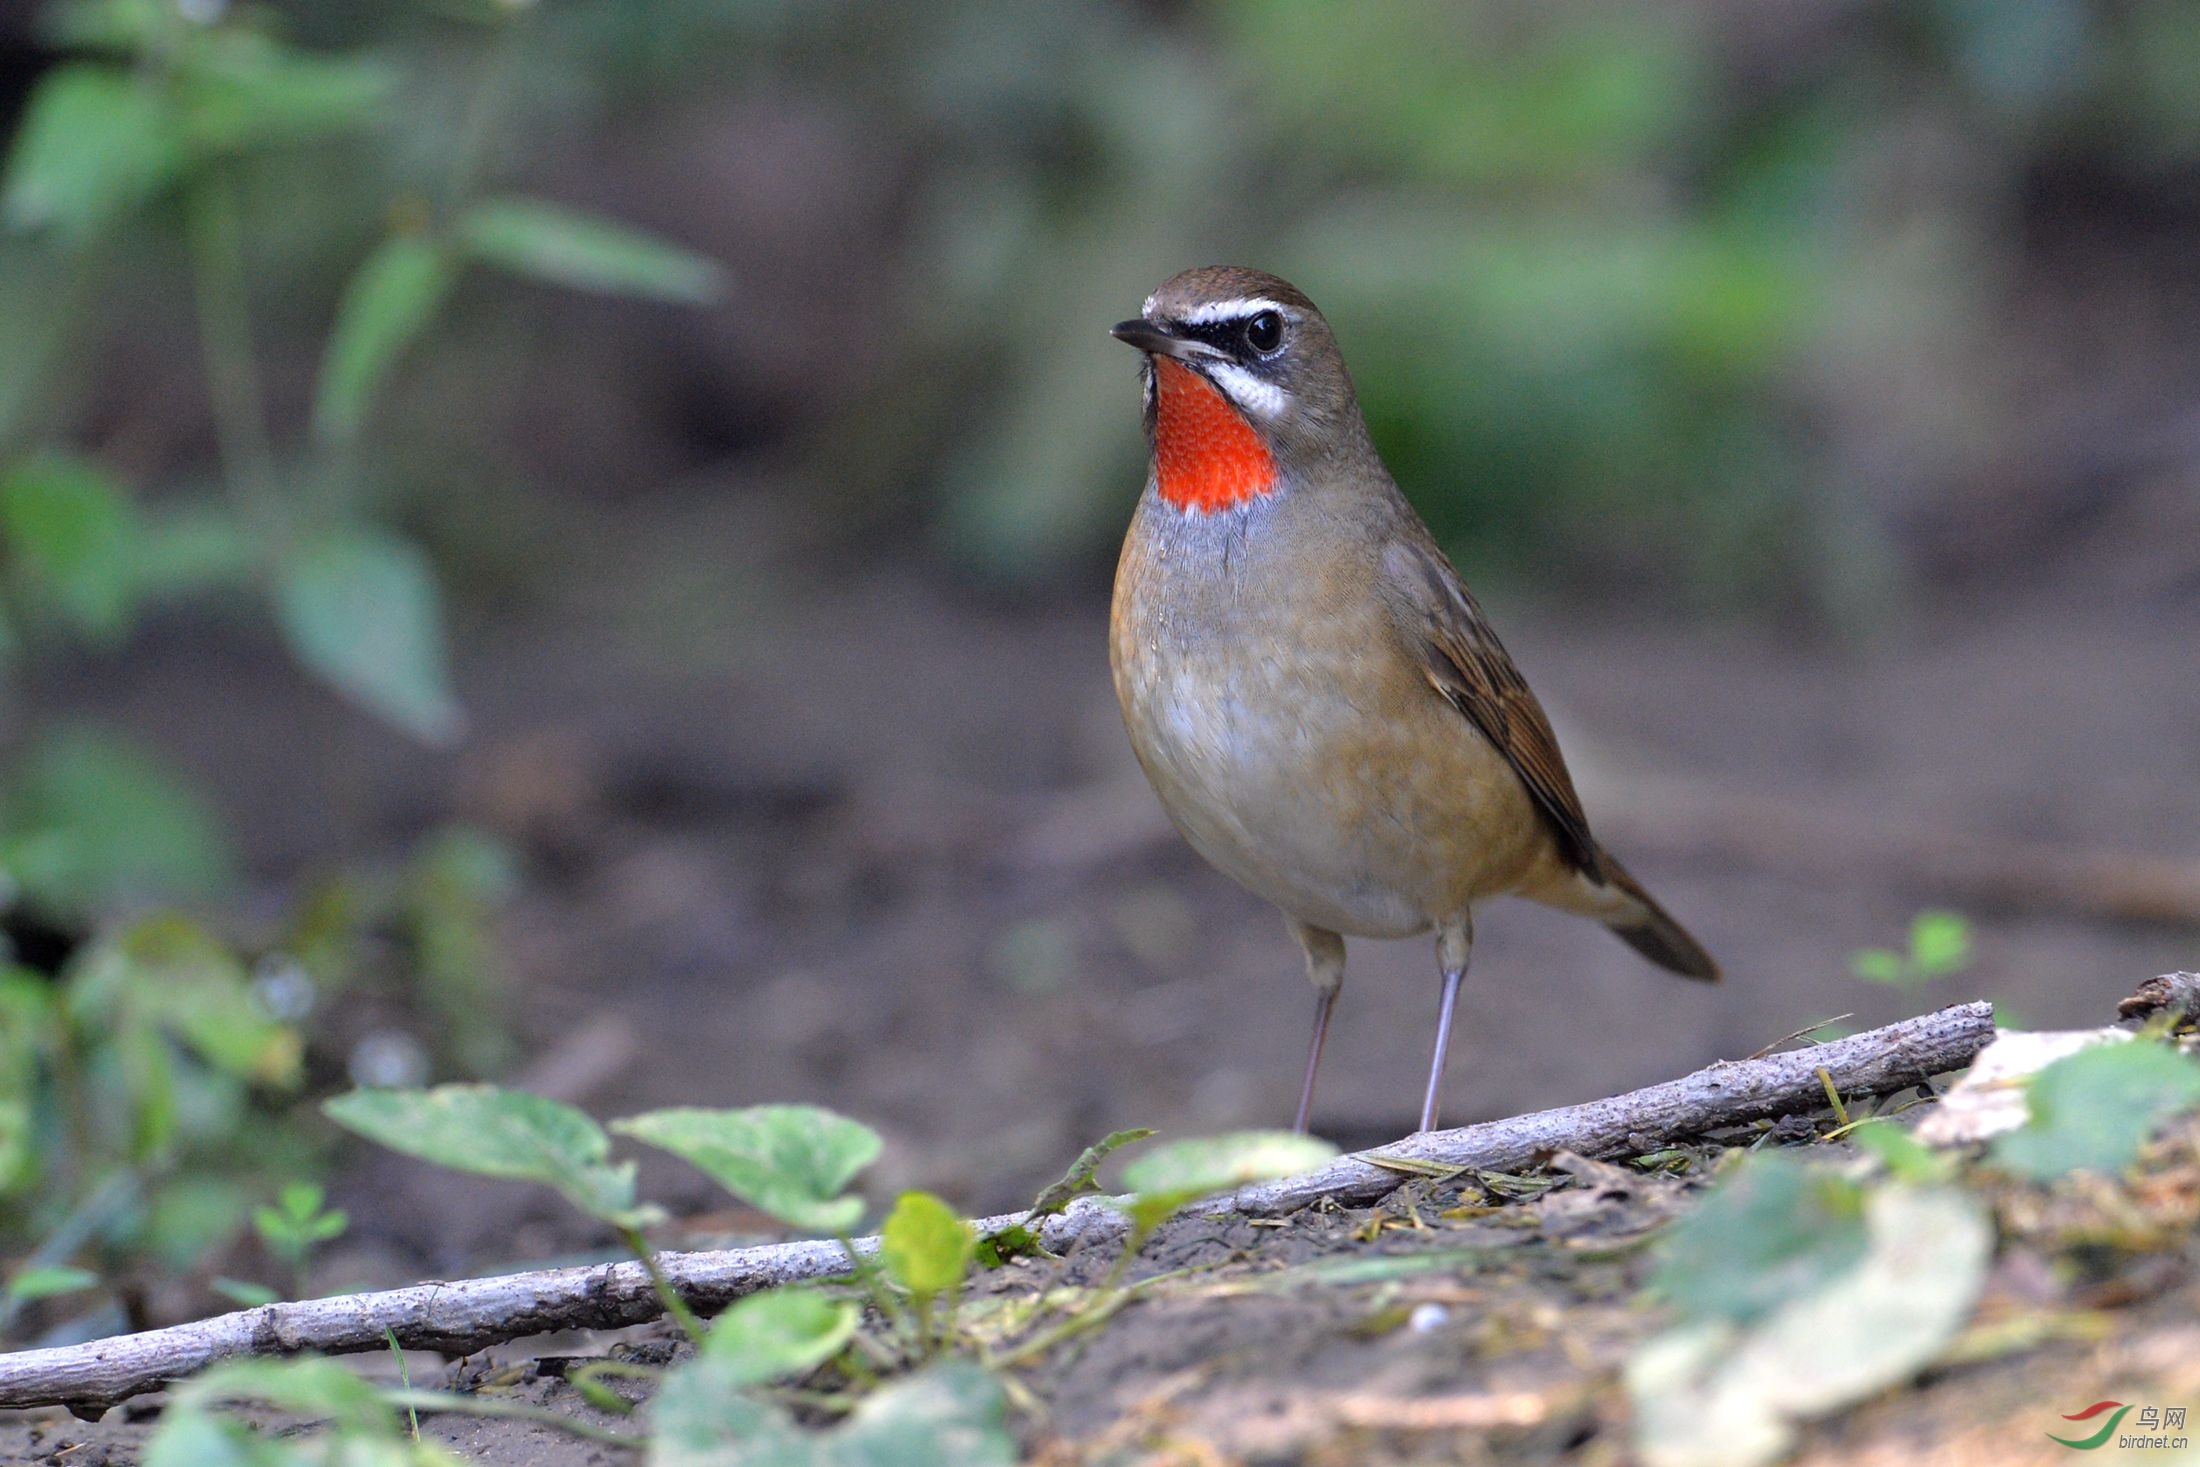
[1595,855,1720,982]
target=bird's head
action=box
[1111,266,1369,515]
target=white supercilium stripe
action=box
[1204,360,1289,419]
[1173,297,1289,326]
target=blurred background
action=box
[3,0,2198,1330]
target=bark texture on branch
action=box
[1230,999,1992,1215]
[2118,971,2200,1025]
[0,1001,1994,1416]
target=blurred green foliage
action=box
[0,0,721,921]
[0,0,2189,629]
[0,0,2196,1344]
[0,824,520,1341]
[867,0,2200,602]
[0,0,721,1324]
[1851,909,1974,987]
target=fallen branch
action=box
[1229,999,1992,1215]
[0,1002,1993,1415]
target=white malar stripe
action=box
[1174,296,1289,327]
[1204,360,1289,420]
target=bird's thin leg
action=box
[1294,987,1338,1136]
[1420,919,1474,1132]
[1286,919,1347,1136]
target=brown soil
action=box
[11,1129,2200,1465]
[8,467,2199,1462]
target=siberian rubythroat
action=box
[1108,266,1718,1134]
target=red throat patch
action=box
[1151,357,1278,513]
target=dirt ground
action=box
[50,481,2200,1214]
[8,467,2198,1461]
[11,1118,2200,1466]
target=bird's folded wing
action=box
[1380,536,1604,880]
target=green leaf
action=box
[612,1104,880,1236]
[171,1355,387,1423]
[132,503,258,602]
[1119,1131,1336,1202]
[1118,1131,1338,1240]
[314,236,455,444]
[61,913,299,1087]
[460,198,725,304]
[0,971,50,1195]
[1650,1152,1868,1325]
[0,452,136,637]
[568,1363,639,1417]
[651,1359,1013,1467]
[144,1408,307,1467]
[0,726,237,915]
[973,1224,1036,1269]
[806,1362,1015,1467]
[698,1288,858,1388]
[177,33,395,155]
[273,528,463,744]
[4,1263,98,1306]
[1990,1041,2200,1180]
[1,64,183,241]
[1845,1120,1949,1184]
[43,0,168,50]
[1847,948,1907,985]
[1629,1184,1991,1467]
[277,1180,325,1219]
[1908,910,1971,976]
[879,1191,973,1302]
[93,913,302,1085]
[254,1179,347,1253]
[324,1084,653,1227]
[1028,1127,1154,1217]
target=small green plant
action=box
[1,1263,98,1320]
[144,1352,635,1466]
[0,824,521,1341]
[0,0,724,951]
[318,1084,1012,1458]
[1850,909,1973,987]
[303,1081,1337,1461]
[0,913,315,1340]
[879,1191,975,1357]
[252,1181,351,1300]
[1111,1131,1337,1277]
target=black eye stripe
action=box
[1177,319,1243,350]
[1175,314,1287,355]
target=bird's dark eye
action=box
[1243,310,1284,355]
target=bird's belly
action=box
[1118,639,1546,940]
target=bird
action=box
[1107,265,1718,1136]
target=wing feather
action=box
[1381,537,1605,880]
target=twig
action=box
[2117,971,2200,1026]
[1220,1000,1992,1217]
[1747,1014,1853,1061]
[0,1002,1993,1415]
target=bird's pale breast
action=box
[1110,487,1560,939]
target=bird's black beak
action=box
[1110,317,1218,362]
